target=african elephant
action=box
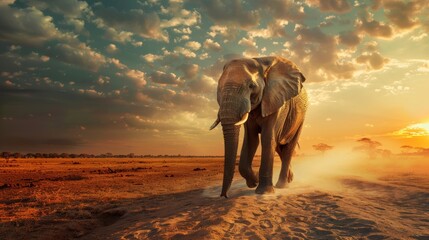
[210,56,308,198]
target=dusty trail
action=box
[84,173,429,240]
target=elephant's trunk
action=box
[220,124,240,198]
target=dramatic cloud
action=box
[142,53,163,63]
[124,69,146,88]
[338,31,361,49]
[356,10,393,38]
[356,41,389,70]
[0,4,59,45]
[29,0,89,19]
[290,26,357,81]
[178,63,199,79]
[383,0,426,30]
[187,74,216,94]
[53,42,107,72]
[256,0,305,21]
[106,43,118,53]
[185,41,201,51]
[196,0,259,29]
[306,0,351,13]
[1,1,428,155]
[149,71,182,85]
[203,39,222,52]
[94,6,168,42]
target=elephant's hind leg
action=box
[275,124,303,188]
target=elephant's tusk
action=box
[235,112,249,126]
[209,117,220,130]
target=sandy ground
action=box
[0,155,428,240]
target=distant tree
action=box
[312,143,334,155]
[1,152,10,159]
[354,137,391,159]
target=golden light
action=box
[393,122,429,138]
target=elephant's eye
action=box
[249,82,257,89]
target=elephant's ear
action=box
[257,57,306,117]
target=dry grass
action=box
[0,157,225,239]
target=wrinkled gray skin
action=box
[210,56,308,198]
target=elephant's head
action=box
[210,56,306,198]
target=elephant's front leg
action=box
[255,124,275,194]
[239,120,259,188]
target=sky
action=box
[0,0,428,156]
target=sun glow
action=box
[393,122,429,138]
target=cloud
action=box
[78,88,103,97]
[355,41,389,70]
[256,0,305,21]
[178,63,199,79]
[106,43,118,53]
[338,30,361,49]
[0,4,60,45]
[187,74,216,94]
[40,55,50,62]
[141,85,175,102]
[207,25,238,40]
[53,42,107,72]
[383,0,427,30]
[29,0,89,19]
[142,53,163,63]
[356,51,389,70]
[195,0,259,29]
[159,1,200,28]
[124,69,147,88]
[203,39,222,52]
[290,26,357,81]
[109,58,126,69]
[356,10,393,38]
[306,0,351,13]
[250,19,289,39]
[185,41,201,50]
[149,70,182,85]
[103,27,134,43]
[238,37,259,57]
[94,6,168,42]
[174,46,196,58]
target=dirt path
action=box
[83,174,429,240]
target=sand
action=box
[0,155,428,239]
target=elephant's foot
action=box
[255,185,275,194]
[275,169,294,189]
[275,180,287,188]
[255,176,274,194]
[245,172,258,188]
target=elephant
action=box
[210,56,308,198]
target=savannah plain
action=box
[0,153,428,240]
